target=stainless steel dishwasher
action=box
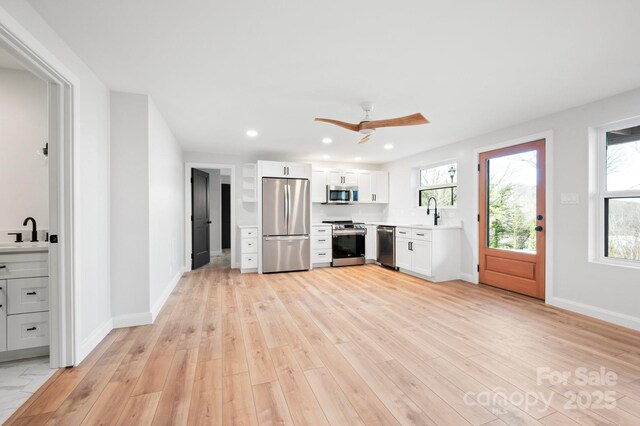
[377,225,397,269]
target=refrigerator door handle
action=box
[286,184,292,234]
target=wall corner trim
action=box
[549,297,640,332]
[77,317,113,366]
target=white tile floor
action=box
[0,357,57,423]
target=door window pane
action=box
[606,126,640,192]
[606,197,640,261]
[487,150,537,252]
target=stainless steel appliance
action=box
[377,225,397,269]
[323,220,366,266]
[324,185,359,204]
[262,178,310,273]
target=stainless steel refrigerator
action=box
[262,178,310,273]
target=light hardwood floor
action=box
[6,256,640,425]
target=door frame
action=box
[184,163,236,270]
[472,130,555,302]
[0,23,76,367]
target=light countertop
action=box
[364,222,462,230]
[0,242,49,254]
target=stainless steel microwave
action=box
[324,185,359,204]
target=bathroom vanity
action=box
[0,243,49,360]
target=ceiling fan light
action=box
[359,128,375,135]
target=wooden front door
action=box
[191,168,211,270]
[479,139,546,299]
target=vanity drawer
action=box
[241,228,258,239]
[241,238,258,254]
[311,226,331,236]
[7,277,49,314]
[7,311,49,351]
[241,254,258,269]
[311,236,331,249]
[412,229,432,241]
[312,249,332,263]
[396,227,411,238]
[0,252,48,280]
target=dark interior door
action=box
[192,168,210,269]
[221,183,231,249]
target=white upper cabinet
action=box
[373,171,389,203]
[259,161,311,179]
[311,170,327,203]
[311,168,388,203]
[357,170,388,203]
[327,170,357,185]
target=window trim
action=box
[416,160,458,209]
[594,117,640,267]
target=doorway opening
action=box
[0,21,76,422]
[185,163,236,271]
[478,139,546,299]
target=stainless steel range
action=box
[323,220,366,266]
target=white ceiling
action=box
[27,0,640,163]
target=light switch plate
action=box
[560,193,579,204]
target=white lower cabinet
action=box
[394,227,459,282]
[311,225,332,267]
[240,226,259,273]
[365,225,378,261]
[7,311,49,351]
[0,251,49,356]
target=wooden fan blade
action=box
[314,118,360,132]
[358,134,371,144]
[360,113,429,130]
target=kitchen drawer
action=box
[241,238,258,254]
[311,236,331,249]
[412,229,432,241]
[241,228,258,239]
[7,277,49,314]
[311,226,331,236]
[7,311,49,351]
[241,254,258,269]
[311,249,332,264]
[0,252,48,280]
[396,227,411,238]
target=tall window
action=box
[603,124,640,261]
[418,162,457,207]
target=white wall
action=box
[110,92,184,326]
[0,1,113,363]
[110,92,150,319]
[384,87,640,330]
[0,68,48,239]
[148,99,184,315]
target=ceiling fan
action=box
[314,102,429,144]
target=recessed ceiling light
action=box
[354,156,362,161]
[322,137,332,144]
[246,130,258,137]
[322,154,330,159]
[383,144,394,150]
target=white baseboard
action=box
[77,317,113,365]
[112,312,153,328]
[549,297,640,332]
[151,267,185,322]
[210,250,221,256]
[459,272,475,283]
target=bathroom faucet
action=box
[426,197,440,226]
[23,217,38,242]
